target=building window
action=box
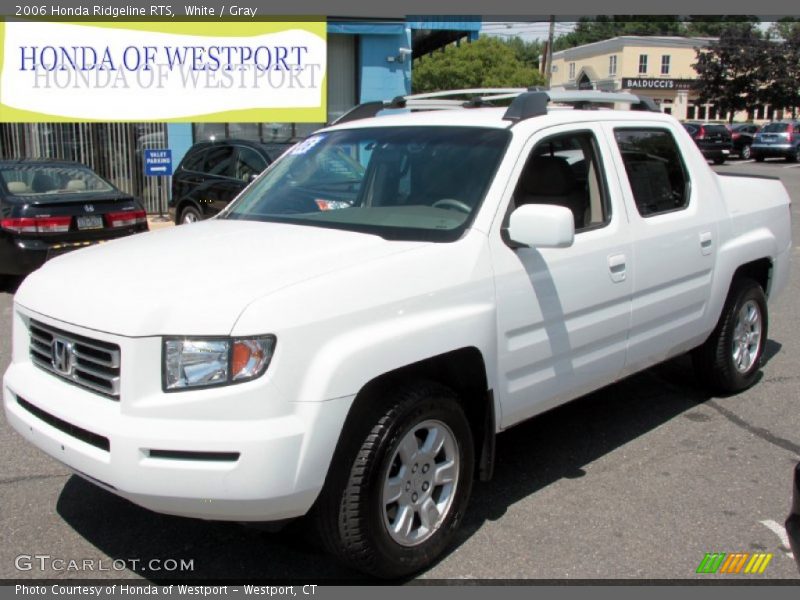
[638,54,648,74]
[661,55,670,75]
[569,62,576,80]
[687,106,696,120]
[609,55,617,76]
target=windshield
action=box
[221,126,511,241]
[1,164,115,197]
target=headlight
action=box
[163,336,276,391]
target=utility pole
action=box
[545,15,555,89]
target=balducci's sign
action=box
[622,78,695,91]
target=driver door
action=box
[490,124,633,428]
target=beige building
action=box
[550,36,782,123]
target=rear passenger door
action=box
[606,125,721,375]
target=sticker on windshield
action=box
[290,135,325,155]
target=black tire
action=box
[312,381,474,579]
[692,278,768,394]
[741,144,751,160]
[790,147,800,163]
[179,206,202,224]
[755,155,765,163]
[713,155,726,165]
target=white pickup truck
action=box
[3,89,792,578]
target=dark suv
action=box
[169,139,294,224]
[750,121,800,163]
[682,122,733,164]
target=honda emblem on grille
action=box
[84,204,95,213]
[51,338,74,375]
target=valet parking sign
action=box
[0,20,327,122]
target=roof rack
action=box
[330,88,659,126]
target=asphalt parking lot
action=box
[1,157,799,582]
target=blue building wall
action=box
[358,30,412,102]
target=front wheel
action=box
[313,382,474,578]
[692,278,768,394]
[740,144,751,160]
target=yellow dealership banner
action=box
[0,20,327,122]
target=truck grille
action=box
[28,320,121,399]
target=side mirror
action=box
[507,204,575,248]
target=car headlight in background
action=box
[163,336,276,391]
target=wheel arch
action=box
[732,258,773,297]
[327,347,496,487]
[175,198,203,222]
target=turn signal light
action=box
[0,216,71,233]
[106,210,147,228]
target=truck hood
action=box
[15,220,428,336]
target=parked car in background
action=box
[169,139,294,224]
[682,122,733,164]
[750,121,800,163]
[787,462,800,573]
[726,123,759,160]
[0,159,147,279]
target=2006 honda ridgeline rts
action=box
[3,90,792,578]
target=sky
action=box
[481,21,576,42]
[480,20,774,43]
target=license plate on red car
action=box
[77,215,103,230]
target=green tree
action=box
[553,16,685,51]
[412,37,544,93]
[762,29,800,118]
[504,36,544,70]
[692,25,767,123]
[769,17,800,41]
[684,16,760,37]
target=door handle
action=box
[700,231,713,256]
[608,253,627,283]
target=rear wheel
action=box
[313,382,474,578]
[789,147,800,163]
[713,155,726,165]
[692,278,768,394]
[179,206,202,224]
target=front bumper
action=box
[3,312,352,521]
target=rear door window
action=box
[204,146,235,178]
[614,128,691,217]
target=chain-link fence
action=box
[0,123,170,214]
